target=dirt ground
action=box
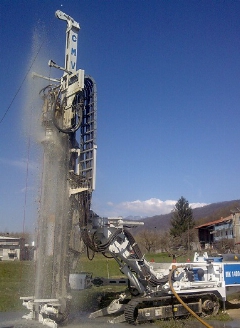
[225,299,240,319]
[1,301,240,328]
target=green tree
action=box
[170,196,195,239]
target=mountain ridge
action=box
[130,199,240,232]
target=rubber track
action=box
[124,298,141,324]
[124,292,219,324]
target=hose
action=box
[169,265,214,328]
[123,229,168,286]
[52,88,83,134]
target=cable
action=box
[123,229,168,286]
[51,75,96,134]
[52,88,83,133]
[22,135,31,237]
[0,40,44,124]
[168,265,214,328]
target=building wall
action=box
[198,228,213,247]
[214,222,234,242]
[0,247,20,260]
[233,213,240,244]
[0,237,24,261]
[197,213,240,250]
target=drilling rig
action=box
[21,10,240,328]
[21,10,97,327]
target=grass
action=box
[71,286,125,313]
[145,252,195,263]
[0,254,125,313]
[154,313,231,328]
[0,251,238,326]
[0,261,35,311]
[74,251,193,277]
[75,252,124,278]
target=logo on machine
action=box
[225,270,240,277]
[224,264,240,285]
[70,33,77,70]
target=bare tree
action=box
[135,229,161,253]
[215,238,235,254]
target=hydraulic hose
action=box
[123,229,168,286]
[169,265,214,328]
[52,88,83,134]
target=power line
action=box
[0,41,44,125]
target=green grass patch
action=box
[0,255,125,312]
[0,261,35,311]
[74,252,194,278]
[145,252,195,263]
[71,286,126,312]
[75,253,124,278]
[0,252,239,321]
[205,312,231,321]
[154,312,232,328]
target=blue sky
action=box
[0,0,240,232]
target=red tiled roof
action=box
[195,215,232,229]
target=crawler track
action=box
[124,293,220,324]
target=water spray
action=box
[21,10,97,328]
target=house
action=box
[0,235,25,260]
[195,211,240,250]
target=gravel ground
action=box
[0,312,152,328]
[1,306,240,328]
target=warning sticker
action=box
[155,308,162,316]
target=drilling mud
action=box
[1,308,240,328]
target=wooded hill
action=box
[133,199,240,233]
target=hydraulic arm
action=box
[72,215,223,325]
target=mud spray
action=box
[23,24,72,316]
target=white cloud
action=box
[115,198,176,216]
[189,202,207,209]
[94,198,208,218]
